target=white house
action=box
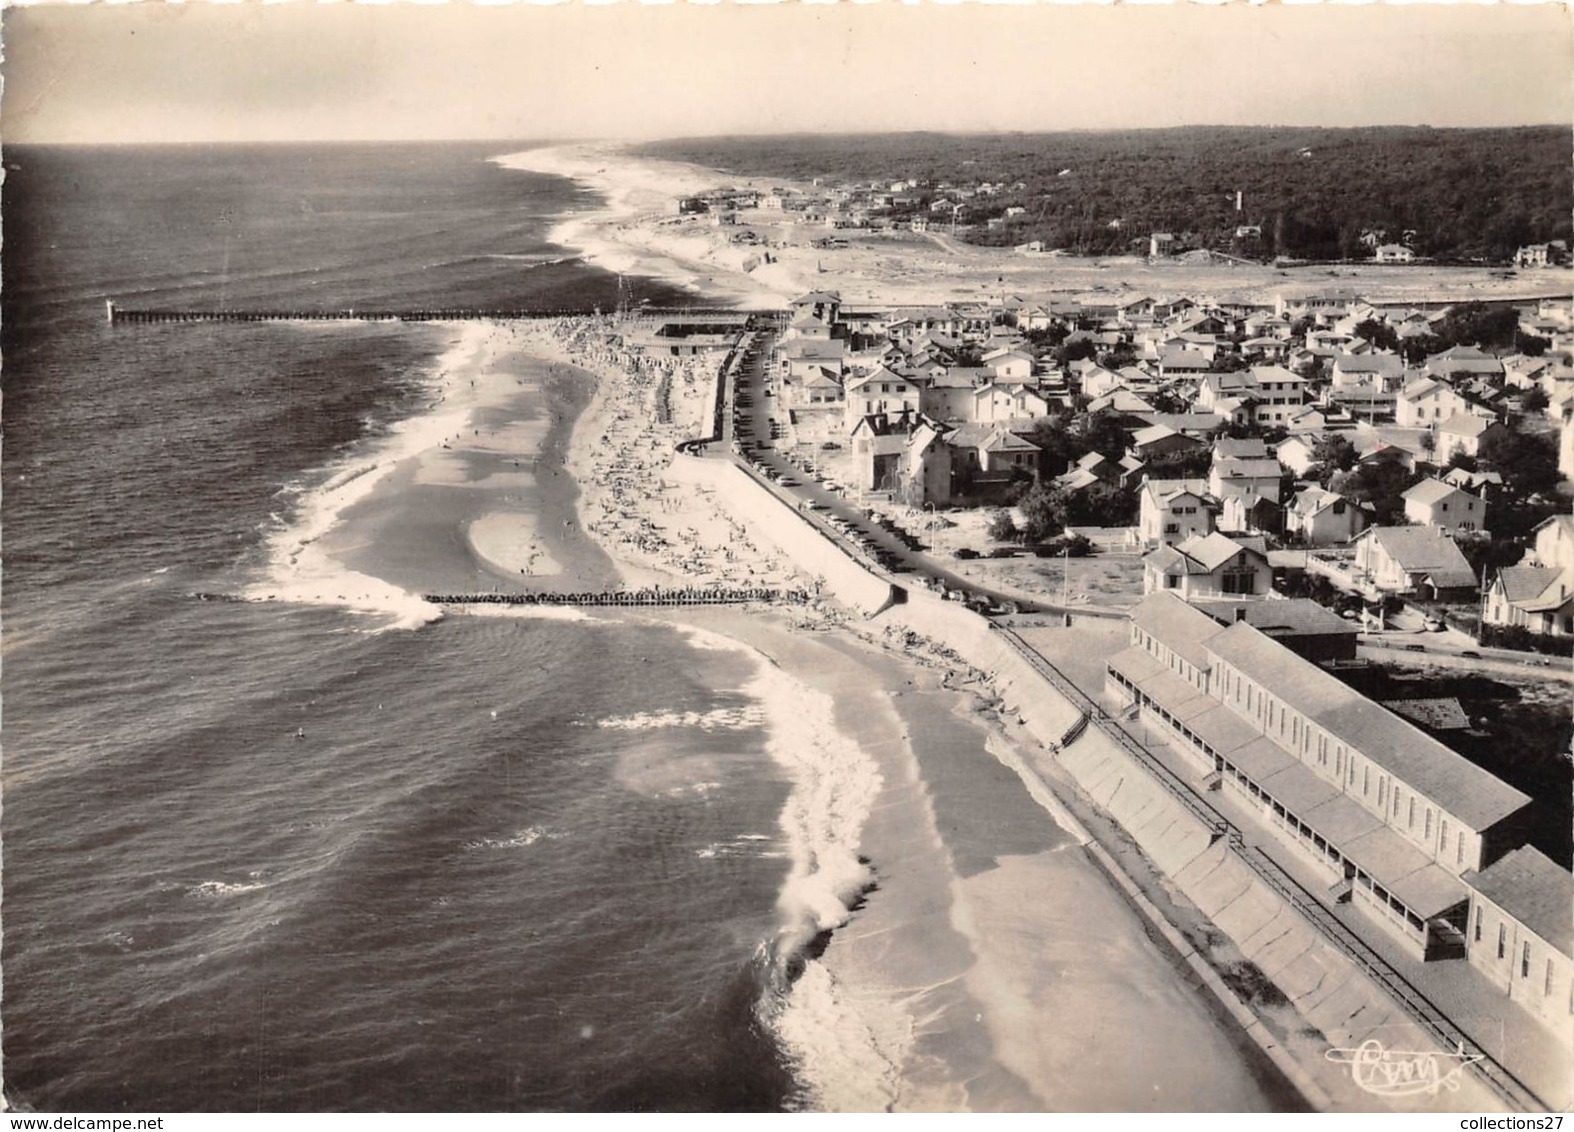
[842,368,923,434]
[1402,478,1488,534]
[1396,377,1473,428]
[1353,526,1478,599]
[1463,847,1574,1046]
[1142,533,1271,598]
[1139,478,1218,546]
[1285,486,1370,546]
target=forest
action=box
[640,127,1572,261]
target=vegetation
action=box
[642,127,1572,260]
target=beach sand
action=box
[657,607,1292,1112]
[498,142,1574,312]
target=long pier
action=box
[105,300,765,325]
[423,586,806,608]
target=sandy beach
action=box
[497,142,1574,312]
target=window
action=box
[1164,523,1179,534]
[1522,942,1531,979]
[1548,958,1556,997]
[1424,809,1432,839]
[1408,797,1416,830]
[1457,836,1465,866]
[1474,906,1482,943]
[1363,766,1370,795]
[1378,777,1387,807]
[1441,819,1449,853]
[1498,923,1506,960]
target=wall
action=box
[667,455,898,615]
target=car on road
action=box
[1423,617,1445,632]
[1405,643,1427,652]
[1459,650,1482,659]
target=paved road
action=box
[718,329,1073,614]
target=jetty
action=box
[422,586,806,608]
[104,299,765,325]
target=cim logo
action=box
[1326,1038,1484,1098]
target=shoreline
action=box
[493,141,1574,311]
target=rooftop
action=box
[1467,846,1574,957]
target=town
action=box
[631,275,1574,1099]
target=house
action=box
[1139,478,1218,546]
[1275,436,1319,477]
[843,368,922,433]
[919,369,984,423]
[1285,486,1371,546]
[1483,567,1574,639]
[1213,436,1270,460]
[1331,353,1406,390]
[1149,232,1176,258]
[1196,366,1308,426]
[946,424,1041,481]
[850,416,915,492]
[1106,591,1532,961]
[1463,847,1573,1045]
[973,382,1050,425]
[1158,349,1212,379]
[800,366,845,406]
[1081,366,1128,400]
[1129,423,1206,461]
[1426,345,1506,382]
[1353,526,1478,599]
[790,290,842,324]
[1056,451,1121,492]
[1220,493,1282,537]
[1210,457,1285,504]
[982,348,1034,383]
[1514,244,1552,268]
[1374,244,1415,263]
[1402,478,1488,534]
[1143,533,1271,598]
[1442,467,1505,498]
[1396,377,1474,428]
[1435,413,1508,461]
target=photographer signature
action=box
[1326,1038,1483,1097]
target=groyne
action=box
[423,586,803,607]
[105,301,769,325]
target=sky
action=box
[3,1,1571,144]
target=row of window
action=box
[1475,907,1565,1001]
[1110,667,1433,937]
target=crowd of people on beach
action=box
[531,315,801,592]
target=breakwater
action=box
[423,586,804,607]
[105,301,769,325]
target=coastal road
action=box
[720,329,1067,614]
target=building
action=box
[1515,244,1552,268]
[1402,478,1488,534]
[1210,457,1285,504]
[1396,377,1474,428]
[842,368,923,433]
[1435,413,1508,461]
[1463,846,1574,1046]
[1285,486,1371,546]
[1374,244,1416,263]
[1189,598,1360,663]
[1143,533,1271,598]
[1107,592,1533,960]
[1139,478,1218,546]
[1483,567,1574,639]
[1352,526,1478,599]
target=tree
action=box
[1402,334,1443,365]
[1308,433,1358,483]
[1018,483,1069,543]
[1436,302,1520,350]
[1025,414,1087,475]
[1333,459,1420,525]
[1522,386,1550,412]
[1480,428,1560,497]
[1354,319,1400,353]
[986,509,1020,543]
[1057,339,1098,366]
[1515,333,1550,358]
[1077,409,1130,460]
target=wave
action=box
[187,879,269,898]
[463,825,556,851]
[733,655,906,1112]
[596,706,765,732]
[238,323,499,630]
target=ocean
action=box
[1,143,799,1111]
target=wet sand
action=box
[662,608,1294,1112]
